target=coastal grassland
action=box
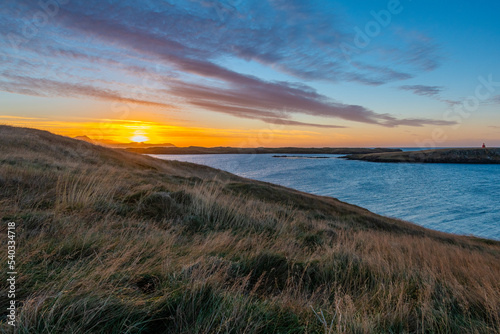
[0,125,499,333]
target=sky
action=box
[1,0,500,147]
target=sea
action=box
[150,150,500,240]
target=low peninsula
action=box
[342,148,500,164]
[126,146,402,155]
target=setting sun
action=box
[130,134,149,143]
[130,126,149,143]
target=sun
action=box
[130,131,149,143]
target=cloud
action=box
[169,79,454,128]
[399,85,443,97]
[441,99,462,107]
[0,74,175,109]
[392,29,443,72]
[398,85,464,108]
[4,0,443,84]
[0,0,451,129]
[0,115,47,120]
[403,41,442,72]
[349,62,413,85]
[485,95,500,104]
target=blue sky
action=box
[0,0,499,146]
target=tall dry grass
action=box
[55,170,119,211]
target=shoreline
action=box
[341,148,500,164]
[124,146,402,155]
[148,151,499,241]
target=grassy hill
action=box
[0,125,499,333]
[342,148,500,164]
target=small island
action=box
[342,148,500,164]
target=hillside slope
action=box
[0,125,499,333]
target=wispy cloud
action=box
[170,80,454,128]
[0,115,47,120]
[392,28,443,72]
[399,85,443,97]
[485,95,500,104]
[0,74,175,109]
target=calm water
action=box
[151,153,500,240]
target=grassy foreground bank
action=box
[0,125,499,333]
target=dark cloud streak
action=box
[399,85,443,97]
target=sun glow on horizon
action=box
[129,127,150,142]
[4,115,498,147]
[130,134,149,143]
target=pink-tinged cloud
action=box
[0,74,174,109]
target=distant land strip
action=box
[125,147,402,155]
[341,148,500,164]
[272,155,332,159]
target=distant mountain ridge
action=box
[125,146,402,155]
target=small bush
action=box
[181,215,205,233]
[137,192,181,221]
[132,274,161,294]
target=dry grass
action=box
[0,125,499,333]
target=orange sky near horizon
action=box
[1,114,496,148]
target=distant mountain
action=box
[73,135,176,148]
[74,135,94,143]
[121,141,176,148]
[125,146,402,155]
